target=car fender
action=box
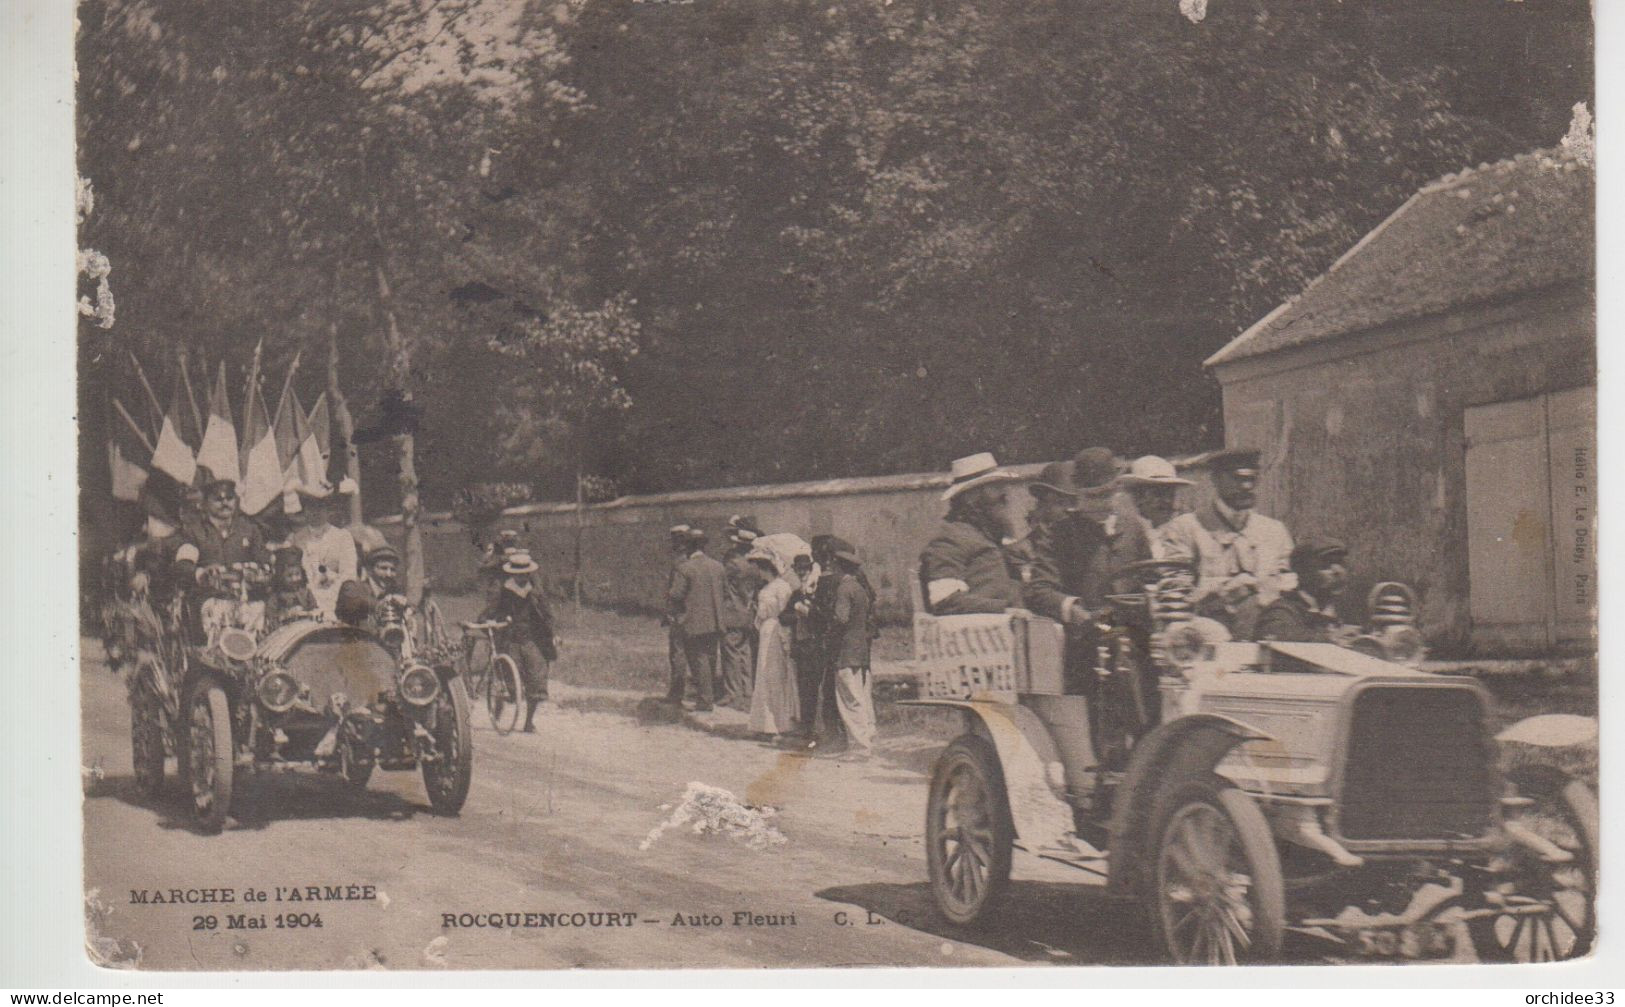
[1496,713,1598,748]
[905,699,1079,852]
[1106,712,1274,896]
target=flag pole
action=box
[242,338,264,425]
[179,350,204,438]
[129,352,164,436]
[112,398,157,456]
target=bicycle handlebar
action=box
[461,619,512,632]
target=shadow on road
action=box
[88,770,429,835]
[816,881,1336,966]
[817,880,1156,965]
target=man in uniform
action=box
[172,474,271,642]
[1159,448,1294,640]
[919,453,1025,614]
[1256,537,1349,643]
[667,526,727,712]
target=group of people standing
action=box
[663,518,878,760]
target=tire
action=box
[422,675,474,816]
[422,600,449,653]
[186,682,235,835]
[130,683,166,797]
[1149,779,1285,965]
[1466,768,1597,962]
[925,734,1014,925]
[487,653,526,736]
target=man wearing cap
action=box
[827,541,877,760]
[289,485,359,621]
[1256,537,1349,643]
[1019,448,1151,626]
[1119,455,1192,557]
[172,474,271,642]
[919,453,1025,615]
[1159,448,1294,640]
[666,526,727,712]
[719,518,762,710]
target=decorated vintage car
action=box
[119,565,474,834]
[905,562,1596,964]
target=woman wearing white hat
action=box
[745,534,809,740]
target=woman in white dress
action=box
[747,535,809,739]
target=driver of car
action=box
[172,473,270,642]
[1017,448,1150,627]
[1256,537,1349,644]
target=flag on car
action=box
[239,381,281,515]
[150,373,198,487]
[306,392,332,463]
[285,388,328,494]
[196,363,239,490]
[108,398,152,503]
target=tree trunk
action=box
[327,323,363,526]
[373,263,424,604]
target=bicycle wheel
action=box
[422,599,449,652]
[487,653,526,735]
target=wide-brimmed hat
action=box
[1200,447,1262,476]
[668,523,693,539]
[1071,447,1121,492]
[942,452,1017,501]
[364,544,401,568]
[1119,455,1193,488]
[1028,461,1078,498]
[1289,536,1347,576]
[502,550,540,576]
[829,536,861,566]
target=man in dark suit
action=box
[667,526,727,711]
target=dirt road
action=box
[81,637,1179,972]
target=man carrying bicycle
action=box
[475,549,558,732]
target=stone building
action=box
[1205,148,1594,653]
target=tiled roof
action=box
[1206,148,1594,368]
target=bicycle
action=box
[459,619,525,735]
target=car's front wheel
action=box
[422,675,473,815]
[1150,779,1284,964]
[130,681,167,797]
[1466,767,1596,962]
[186,681,235,835]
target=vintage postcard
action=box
[74,0,1596,972]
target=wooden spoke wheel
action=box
[130,682,167,797]
[1151,780,1284,965]
[422,675,474,816]
[926,735,1013,925]
[186,681,235,835]
[1467,769,1596,962]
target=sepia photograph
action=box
[67,0,1596,973]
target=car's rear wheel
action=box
[422,676,473,815]
[487,654,525,736]
[1150,780,1284,965]
[1467,768,1596,962]
[186,682,235,835]
[926,735,1013,925]
[130,682,166,797]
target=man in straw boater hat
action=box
[475,548,558,731]
[666,525,727,712]
[1118,454,1193,557]
[918,453,1025,615]
[1159,447,1295,640]
[718,516,763,711]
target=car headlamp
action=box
[218,627,258,663]
[256,671,301,713]
[1379,625,1426,667]
[399,664,441,707]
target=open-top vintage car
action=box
[118,563,474,834]
[905,562,1597,964]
